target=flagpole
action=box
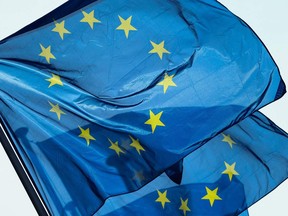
[0,120,50,216]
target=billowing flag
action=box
[97,112,288,216]
[0,0,286,215]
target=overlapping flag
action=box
[0,0,287,215]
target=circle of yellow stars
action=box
[38,7,244,215]
[42,11,156,157]
[40,10,178,137]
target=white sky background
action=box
[0,0,287,215]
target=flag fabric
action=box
[0,0,286,215]
[97,112,288,216]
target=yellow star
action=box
[222,133,236,148]
[80,10,101,29]
[149,40,170,60]
[78,126,95,146]
[179,198,191,216]
[48,101,65,120]
[108,138,125,156]
[39,44,56,64]
[155,190,170,209]
[116,15,137,38]
[222,161,239,181]
[201,187,222,207]
[145,110,165,133]
[157,73,177,93]
[52,20,71,40]
[46,73,63,88]
[129,135,145,155]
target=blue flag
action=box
[0,0,286,215]
[97,112,288,216]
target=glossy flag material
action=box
[0,0,285,215]
[98,112,288,216]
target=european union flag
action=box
[0,0,286,215]
[97,112,288,216]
